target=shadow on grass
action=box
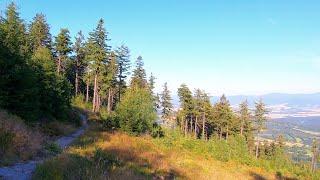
[102,146,185,179]
[35,123,185,180]
[249,171,298,180]
[249,172,267,180]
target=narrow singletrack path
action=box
[0,114,87,180]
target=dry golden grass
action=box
[64,123,281,180]
[0,109,44,165]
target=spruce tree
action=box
[160,82,173,120]
[131,56,147,88]
[0,2,28,57]
[177,84,194,135]
[213,95,234,140]
[239,100,251,136]
[254,98,268,158]
[73,31,86,95]
[86,18,110,112]
[115,45,130,102]
[54,28,72,74]
[0,3,40,121]
[29,13,52,51]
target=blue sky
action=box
[1,0,320,95]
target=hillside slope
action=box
[33,122,301,180]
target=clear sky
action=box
[1,0,320,96]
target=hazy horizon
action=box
[2,0,320,95]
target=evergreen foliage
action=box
[116,87,157,135]
[131,56,147,88]
[160,82,173,119]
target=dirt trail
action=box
[0,114,87,180]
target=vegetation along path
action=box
[0,114,87,180]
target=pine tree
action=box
[131,56,147,88]
[73,31,86,95]
[193,89,212,139]
[239,100,251,136]
[0,2,28,57]
[54,28,72,74]
[213,95,234,140]
[177,84,194,136]
[0,3,40,121]
[194,89,203,138]
[254,98,268,158]
[149,73,156,94]
[160,82,173,120]
[86,18,110,112]
[115,45,130,102]
[103,51,118,113]
[29,13,52,51]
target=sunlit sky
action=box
[1,0,320,95]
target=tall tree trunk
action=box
[97,94,100,112]
[184,117,188,136]
[118,77,122,102]
[107,88,112,113]
[181,116,184,132]
[219,127,223,140]
[255,141,260,158]
[190,115,193,133]
[194,116,198,138]
[111,90,114,111]
[92,74,97,112]
[226,125,229,140]
[202,113,205,140]
[86,81,89,103]
[75,69,79,95]
[240,119,244,136]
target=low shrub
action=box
[151,123,164,138]
[101,112,120,130]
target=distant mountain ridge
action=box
[211,93,320,107]
[171,93,320,108]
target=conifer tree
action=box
[194,89,203,137]
[239,100,251,136]
[0,3,40,121]
[0,2,28,57]
[254,99,268,158]
[160,82,173,120]
[54,28,72,74]
[103,52,118,113]
[193,89,212,139]
[29,13,52,51]
[73,31,86,95]
[149,73,156,93]
[115,45,130,101]
[86,18,110,112]
[177,84,194,136]
[213,95,234,140]
[131,56,147,88]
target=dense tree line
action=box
[0,3,154,127]
[159,83,286,159]
[0,3,71,121]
